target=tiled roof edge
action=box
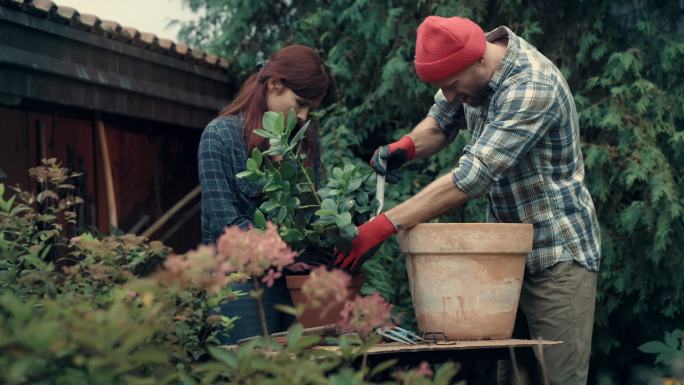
[0,0,230,72]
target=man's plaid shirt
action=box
[198,115,262,244]
[428,26,601,273]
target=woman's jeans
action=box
[217,277,295,344]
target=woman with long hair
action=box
[198,44,331,344]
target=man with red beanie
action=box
[336,16,600,385]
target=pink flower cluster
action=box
[158,222,297,292]
[302,266,351,316]
[216,223,297,287]
[393,361,434,383]
[160,245,229,293]
[415,361,433,377]
[338,293,394,337]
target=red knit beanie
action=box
[414,16,486,83]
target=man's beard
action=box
[463,87,490,107]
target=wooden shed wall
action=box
[0,105,202,253]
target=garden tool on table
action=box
[371,161,424,346]
[376,326,424,345]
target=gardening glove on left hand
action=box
[370,136,416,184]
[334,213,397,273]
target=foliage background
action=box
[178,0,684,381]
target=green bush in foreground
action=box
[0,160,460,384]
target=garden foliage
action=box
[236,110,377,257]
[0,160,457,384]
[178,0,684,380]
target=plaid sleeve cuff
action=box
[451,149,494,198]
[427,90,462,137]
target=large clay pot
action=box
[399,223,533,340]
[286,273,364,328]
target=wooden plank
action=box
[49,115,97,230]
[92,120,201,251]
[96,118,117,228]
[0,107,31,190]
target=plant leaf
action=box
[335,212,352,228]
[252,148,263,168]
[638,341,669,354]
[254,210,266,229]
[262,111,280,131]
[291,120,311,148]
[286,109,297,133]
[321,199,337,212]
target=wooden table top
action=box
[314,338,561,356]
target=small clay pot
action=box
[286,273,365,328]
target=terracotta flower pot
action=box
[286,273,365,328]
[399,223,533,340]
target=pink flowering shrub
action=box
[158,222,297,292]
[216,222,297,287]
[338,293,394,337]
[392,361,439,385]
[415,361,433,377]
[301,266,351,315]
[157,245,230,294]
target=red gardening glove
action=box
[335,213,398,272]
[370,136,416,184]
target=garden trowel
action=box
[375,157,386,216]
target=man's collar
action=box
[487,26,517,91]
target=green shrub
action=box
[0,161,462,385]
[237,110,377,257]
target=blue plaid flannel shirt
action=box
[428,26,601,273]
[198,115,262,244]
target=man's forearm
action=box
[406,117,449,159]
[385,173,470,229]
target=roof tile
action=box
[218,58,230,70]
[205,53,219,66]
[75,13,101,31]
[121,26,140,41]
[0,0,25,9]
[139,31,158,46]
[175,42,189,56]
[158,38,174,51]
[51,5,77,24]
[190,47,205,62]
[24,0,56,16]
[100,19,121,38]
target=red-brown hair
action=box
[221,45,331,163]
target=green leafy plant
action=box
[190,324,459,385]
[638,329,684,382]
[1,160,464,385]
[0,163,234,371]
[0,159,84,294]
[237,110,377,259]
[0,291,177,385]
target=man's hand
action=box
[370,136,416,184]
[335,213,398,272]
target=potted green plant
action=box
[236,110,377,326]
